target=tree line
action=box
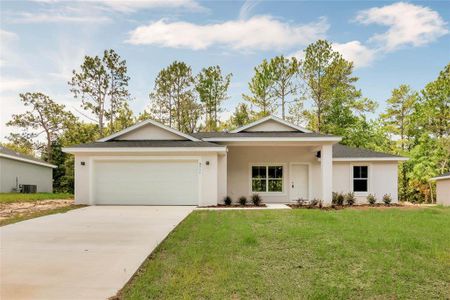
[2,40,449,202]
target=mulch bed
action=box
[287,203,403,210]
[200,204,267,208]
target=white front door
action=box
[290,164,309,201]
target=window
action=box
[353,166,368,192]
[252,165,283,193]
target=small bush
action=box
[318,200,323,208]
[332,192,338,205]
[383,194,392,205]
[336,193,345,206]
[224,196,232,206]
[309,198,319,208]
[251,194,262,206]
[367,194,376,205]
[238,196,247,206]
[345,192,356,206]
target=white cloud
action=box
[332,41,377,68]
[356,2,448,51]
[11,10,110,24]
[97,0,203,13]
[127,16,329,51]
[0,30,19,66]
[0,78,36,93]
[239,0,260,19]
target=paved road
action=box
[0,206,194,300]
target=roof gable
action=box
[98,119,199,142]
[231,115,311,133]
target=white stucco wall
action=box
[333,161,399,204]
[226,146,322,203]
[244,119,297,132]
[217,153,227,203]
[115,124,185,140]
[73,151,219,206]
[0,157,53,193]
[436,179,450,206]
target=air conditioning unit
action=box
[20,184,37,194]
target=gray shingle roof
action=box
[332,144,403,158]
[0,146,55,167]
[191,132,336,138]
[67,140,225,148]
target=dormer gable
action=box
[231,115,311,133]
[98,119,199,142]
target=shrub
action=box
[251,194,262,206]
[345,192,356,206]
[367,194,376,205]
[332,192,338,205]
[238,196,247,206]
[224,196,232,206]
[383,194,392,206]
[336,193,345,206]
[309,198,319,208]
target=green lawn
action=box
[119,207,450,299]
[0,193,73,204]
[0,205,84,226]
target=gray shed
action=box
[0,146,56,193]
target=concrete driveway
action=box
[0,206,194,300]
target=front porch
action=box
[220,144,333,205]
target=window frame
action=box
[249,164,285,194]
[352,165,370,194]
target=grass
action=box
[119,207,450,299]
[0,193,73,204]
[0,205,84,226]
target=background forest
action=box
[2,40,449,203]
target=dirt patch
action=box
[0,199,75,220]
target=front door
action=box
[290,164,309,201]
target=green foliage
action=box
[251,194,262,206]
[69,49,131,136]
[383,194,392,205]
[268,55,299,119]
[6,92,75,161]
[332,192,345,206]
[299,40,368,133]
[0,140,34,156]
[243,59,276,116]
[367,194,377,205]
[195,66,232,131]
[238,196,247,206]
[222,103,253,131]
[345,192,356,206]
[148,61,200,133]
[224,196,232,206]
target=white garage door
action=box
[93,160,199,205]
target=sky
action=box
[1,0,449,140]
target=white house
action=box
[63,115,407,206]
[431,172,450,206]
[0,146,56,193]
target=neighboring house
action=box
[431,172,450,206]
[0,146,56,193]
[63,115,407,206]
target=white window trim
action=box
[351,164,371,196]
[248,163,286,195]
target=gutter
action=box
[0,153,57,168]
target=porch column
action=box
[321,144,333,205]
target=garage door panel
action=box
[93,160,199,205]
